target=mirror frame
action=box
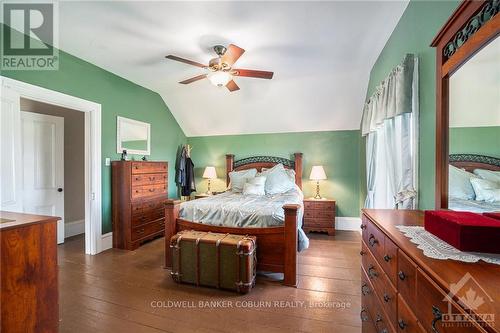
[431,0,500,209]
[116,116,151,155]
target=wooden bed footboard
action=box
[164,200,300,287]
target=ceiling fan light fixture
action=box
[208,71,232,87]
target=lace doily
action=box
[396,226,500,265]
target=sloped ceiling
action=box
[56,1,408,137]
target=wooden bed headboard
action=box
[449,154,500,173]
[226,153,303,189]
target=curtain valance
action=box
[361,54,417,136]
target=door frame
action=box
[1,76,104,254]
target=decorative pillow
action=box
[470,178,500,202]
[242,177,266,196]
[449,165,477,200]
[261,164,295,195]
[473,169,500,185]
[228,169,257,192]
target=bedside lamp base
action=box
[314,181,322,199]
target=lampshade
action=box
[208,71,232,87]
[309,165,327,180]
[202,166,217,179]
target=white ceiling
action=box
[57,1,408,137]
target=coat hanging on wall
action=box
[176,144,196,196]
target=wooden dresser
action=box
[0,211,59,332]
[303,198,335,235]
[112,161,168,250]
[361,209,499,333]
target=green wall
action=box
[187,130,362,217]
[364,0,459,209]
[1,26,186,233]
[450,127,500,158]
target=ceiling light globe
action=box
[208,71,232,87]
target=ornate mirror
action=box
[432,0,499,211]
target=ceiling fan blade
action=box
[221,44,245,66]
[226,80,240,92]
[233,69,274,79]
[166,55,206,68]
[179,74,207,84]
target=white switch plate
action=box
[105,158,111,166]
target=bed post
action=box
[164,199,180,268]
[226,154,234,187]
[294,153,303,189]
[283,204,299,287]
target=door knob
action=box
[57,188,63,192]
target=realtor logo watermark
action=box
[1,2,59,70]
[438,273,494,329]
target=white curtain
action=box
[363,54,418,209]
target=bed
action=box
[164,153,304,287]
[448,154,500,212]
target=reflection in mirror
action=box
[448,36,500,212]
[117,116,151,155]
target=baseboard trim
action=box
[336,217,361,232]
[101,232,113,252]
[65,219,85,238]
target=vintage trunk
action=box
[170,231,256,293]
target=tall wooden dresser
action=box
[112,161,168,250]
[360,209,499,333]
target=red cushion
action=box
[483,212,500,221]
[424,210,500,254]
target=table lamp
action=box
[202,166,217,194]
[309,165,327,199]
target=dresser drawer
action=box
[381,236,398,287]
[415,269,486,333]
[397,294,425,333]
[131,184,167,199]
[362,217,385,264]
[131,173,167,186]
[131,208,164,227]
[361,268,378,333]
[131,218,165,241]
[132,198,166,215]
[303,200,334,210]
[131,162,168,174]
[397,250,417,306]
[303,218,333,228]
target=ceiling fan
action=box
[165,44,274,92]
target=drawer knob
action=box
[368,235,378,247]
[398,319,407,329]
[360,309,369,322]
[359,250,366,256]
[431,306,443,333]
[375,314,382,323]
[383,254,392,262]
[380,330,388,333]
[137,228,145,234]
[360,224,367,230]
[383,293,390,303]
[368,265,378,278]
[361,284,371,296]
[398,271,406,281]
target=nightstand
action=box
[303,198,336,236]
[194,192,224,199]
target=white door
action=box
[0,85,23,212]
[21,111,65,244]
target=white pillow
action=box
[242,177,266,195]
[228,169,257,192]
[470,178,500,202]
[261,164,295,195]
[473,169,500,185]
[449,165,477,200]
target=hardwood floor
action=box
[58,231,361,333]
